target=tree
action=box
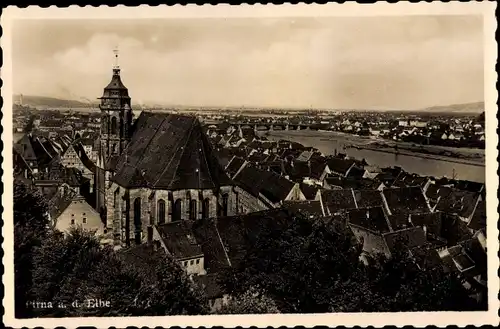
[14,181,49,318]
[366,246,480,312]
[217,287,280,314]
[219,213,366,313]
[30,227,208,317]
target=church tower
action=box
[98,48,133,164]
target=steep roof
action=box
[233,165,295,204]
[321,188,358,214]
[155,221,203,260]
[282,200,324,217]
[348,206,391,233]
[433,186,480,219]
[225,156,246,179]
[382,186,430,215]
[112,113,232,190]
[354,189,384,208]
[383,226,427,254]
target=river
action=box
[263,131,485,183]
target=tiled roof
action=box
[326,157,355,176]
[233,165,295,204]
[112,113,232,189]
[225,156,246,179]
[383,226,427,254]
[433,187,480,219]
[468,200,486,231]
[282,200,324,217]
[156,221,203,260]
[410,212,443,236]
[382,186,430,215]
[48,190,77,220]
[321,188,357,214]
[387,213,411,231]
[348,206,391,233]
[299,183,319,200]
[354,189,384,208]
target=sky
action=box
[12,16,484,110]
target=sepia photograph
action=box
[2,2,498,328]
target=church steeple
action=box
[98,49,133,168]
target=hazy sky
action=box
[12,16,484,110]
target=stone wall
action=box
[234,186,269,214]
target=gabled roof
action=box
[155,221,203,260]
[233,165,295,204]
[382,186,430,215]
[299,183,319,200]
[383,226,427,254]
[354,189,384,208]
[410,212,443,236]
[348,206,390,233]
[112,113,232,190]
[48,190,78,220]
[326,157,355,176]
[433,186,480,219]
[468,200,486,231]
[225,156,246,179]
[321,188,357,214]
[282,200,324,217]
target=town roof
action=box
[468,200,486,231]
[348,206,391,233]
[233,165,295,204]
[47,190,78,220]
[433,186,480,219]
[155,221,203,260]
[383,226,427,254]
[326,157,355,176]
[353,189,384,208]
[112,113,232,190]
[282,200,324,217]
[387,213,411,231]
[382,186,430,215]
[409,212,443,237]
[225,156,246,179]
[321,188,357,214]
[299,183,319,200]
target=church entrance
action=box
[172,199,182,222]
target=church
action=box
[95,52,238,247]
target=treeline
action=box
[14,182,207,318]
[215,215,485,313]
[14,181,486,317]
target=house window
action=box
[83,218,87,224]
[183,261,188,266]
[190,260,194,265]
[71,219,75,225]
[157,199,166,224]
[196,259,200,264]
[83,212,86,216]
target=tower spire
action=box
[113,46,120,75]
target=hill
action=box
[421,102,484,114]
[13,95,97,108]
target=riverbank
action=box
[348,145,485,167]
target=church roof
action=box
[112,112,233,190]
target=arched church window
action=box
[158,199,166,224]
[202,198,210,219]
[111,117,118,135]
[189,200,197,220]
[172,199,182,222]
[222,194,229,217]
[102,116,108,133]
[133,197,141,244]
